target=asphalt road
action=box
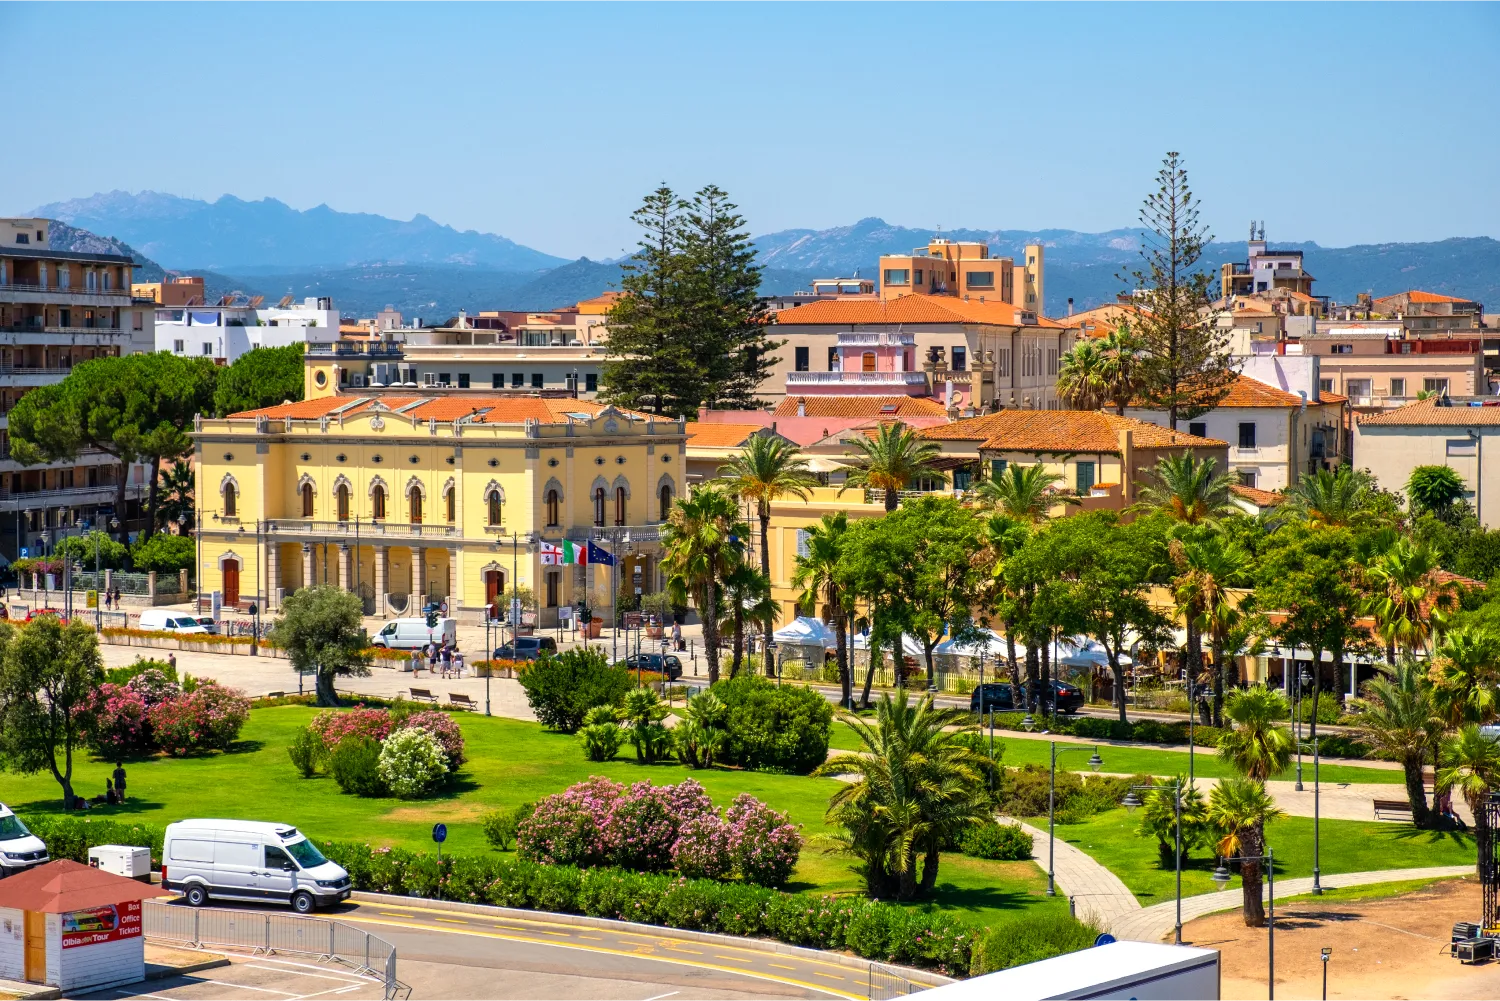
[326,898,862,1000]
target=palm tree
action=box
[1284,466,1376,528]
[719,433,817,593]
[1438,724,1500,850]
[156,459,195,531]
[1218,685,1294,782]
[840,423,947,513]
[1139,775,1210,866]
[978,462,1078,524]
[1056,340,1107,410]
[661,487,749,684]
[1097,322,1146,416]
[1430,625,1500,728]
[1134,454,1235,525]
[792,512,853,707]
[1172,532,1253,725]
[1363,538,1454,664]
[816,690,992,899]
[1207,778,1284,927]
[1351,662,1445,828]
[718,560,778,678]
[977,512,1031,691]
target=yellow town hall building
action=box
[192,394,685,624]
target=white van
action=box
[162,819,351,913]
[371,616,457,650]
[0,803,49,876]
[137,609,209,634]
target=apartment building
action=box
[878,239,1045,314]
[1219,224,1317,300]
[1280,318,1486,411]
[763,294,1076,412]
[154,293,341,362]
[1354,397,1500,528]
[0,218,156,559]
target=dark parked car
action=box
[1050,679,1085,714]
[623,653,684,681]
[970,679,1085,715]
[492,636,558,661]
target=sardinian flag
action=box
[539,541,563,565]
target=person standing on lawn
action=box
[112,762,126,802]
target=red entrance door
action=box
[484,570,504,618]
[222,559,240,607]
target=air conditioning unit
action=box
[423,373,439,387]
[350,374,366,388]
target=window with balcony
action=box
[585,373,597,393]
[615,487,627,526]
[966,271,995,290]
[337,484,350,522]
[301,483,314,517]
[594,487,607,527]
[446,486,456,523]
[492,373,504,389]
[371,485,386,521]
[827,346,838,370]
[862,352,876,372]
[457,373,470,388]
[409,487,423,524]
[795,346,809,372]
[659,483,673,521]
[1238,422,1257,448]
[883,269,910,287]
[512,373,524,388]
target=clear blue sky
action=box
[2,2,1497,258]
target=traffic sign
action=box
[432,823,448,844]
[18,548,27,558]
[1093,933,1116,947]
[439,599,449,615]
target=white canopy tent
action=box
[772,616,838,650]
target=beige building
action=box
[1354,398,1500,527]
[878,238,1044,314]
[1283,321,1485,410]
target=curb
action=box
[146,957,233,979]
[350,891,954,988]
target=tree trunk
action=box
[46,723,76,810]
[1239,823,1267,927]
[759,500,774,672]
[703,573,722,685]
[112,462,130,544]
[144,455,162,541]
[1005,629,1021,692]
[730,604,745,678]
[1403,752,1433,828]
[1184,616,1202,700]
[1025,641,1040,710]
[1109,652,1128,723]
[835,604,851,708]
[919,839,941,894]
[898,847,918,900]
[861,640,879,709]
[1386,639,1396,668]
[884,488,898,514]
[1211,631,1226,727]
[315,665,340,707]
[893,634,906,690]
[923,640,936,690]
[1040,635,1051,713]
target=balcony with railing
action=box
[306,342,405,358]
[0,282,132,303]
[259,518,459,540]
[786,371,929,387]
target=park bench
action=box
[409,687,438,703]
[1373,798,1414,821]
[448,692,478,711]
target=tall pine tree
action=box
[1121,153,1235,429]
[602,184,778,417]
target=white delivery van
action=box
[912,942,1219,1000]
[0,803,49,876]
[162,819,351,913]
[371,616,457,650]
[137,609,209,634]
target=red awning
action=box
[0,860,170,914]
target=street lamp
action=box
[1124,778,1188,944]
[1293,667,1311,791]
[1045,742,1103,896]
[1320,947,1331,1000]
[1300,734,1323,895]
[1213,849,1276,999]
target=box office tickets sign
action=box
[61,901,141,949]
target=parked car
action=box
[969,679,1085,715]
[137,609,208,634]
[623,653,683,681]
[194,616,219,635]
[0,803,49,876]
[24,607,67,624]
[1051,679,1086,714]
[162,819,351,913]
[371,616,458,650]
[492,636,559,661]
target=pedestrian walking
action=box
[440,644,453,679]
[112,761,127,802]
[168,653,177,672]
[453,649,465,678]
[428,642,439,673]
[410,648,423,676]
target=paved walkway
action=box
[1108,865,1474,942]
[995,815,1142,928]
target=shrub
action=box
[671,813,734,880]
[712,674,832,773]
[1315,734,1370,759]
[78,683,150,758]
[621,688,671,764]
[396,709,465,769]
[1296,691,1343,725]
[724,794,801,888]
[481,803,534,851]
[127,668,181,708]
[378,728,450,798]
[187,683,251,750]
[517,775,618,868]
[131,532,196,573]
[961,821,1033,861]
[1000,765,1147,823]
[578,706,625,762]
[287,727,321,777]
[104,659,176,687]
[969,911,1100,975]
[608,781,694,872]
[329,737,386,796]
[518,648,632,733]
[310,706,394,750]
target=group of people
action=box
[101,586,124,610]
[411,641,466,679]
[72,762,128,811]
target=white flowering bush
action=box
[377,727,449,798]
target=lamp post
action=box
[1294,667,1310,791]
[1124,779,1187,944]
[1043,740,1103,896]
[1320,947,1331,1000]
[1213,850,1276,999]
[1300,734,1323,894]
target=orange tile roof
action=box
[684,423,767,448]
[772,293,1066,328]
[1230,484,1285,507]
[1216,374,1309,408]
[1320,391,1348,404]
[1357,397,1500,426]
[773,395,950,418]
[228,396,653,425]
[1374,290,1474,306]
[919,410,1225,453]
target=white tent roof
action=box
[935,629,1019,659]
[1057,636,1131,668]
[772,616,838,649]
[851,631,927,658]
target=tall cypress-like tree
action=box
[1121,152,1235,429]
[602,184,778,417]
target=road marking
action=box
[642,993,680,1000]
[578,934,604,941]
[193,982,298,996]
[769,963,797,970]
[435,917,468,924]
[337,913,859,999]
[244,965,365,984]
[714,955,751,963]
[663,945,703,954]
[813,971,847,981]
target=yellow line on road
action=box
[714,955,751,963]
[769,964,797,971]
[435,917,468,925]
[813,971,848,981]
[336,913,860,1000]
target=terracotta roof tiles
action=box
[919,410,1226,453]
[684,423,767,448]
[1230,484,1285,507]
[1357,397,1500,426]
[1374,290,1475,306]
[772,293,1066,328]
[773,396,950,418]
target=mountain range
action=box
[33,191,1500,319]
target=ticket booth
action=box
[0,859,167,993]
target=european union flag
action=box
[587,540,617,566]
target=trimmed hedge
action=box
[971,910,1101,974]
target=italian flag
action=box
[563,540,588,565]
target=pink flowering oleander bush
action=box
[78,683,150,758]
[309,706,394,750]
[516,775,621,869]
[396,709,465,769]
[724,794,802,888]
[126,668,181,708]
[670,813,735,880]
[146,683,250,756]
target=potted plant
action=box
[577,602,601,639]
[640,593,673,639]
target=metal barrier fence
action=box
[143,900,407,999]
[867,962,923,1000]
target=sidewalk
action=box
[996,815,1141,928]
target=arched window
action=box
[659,483,673,521]
[223,482,237,518]
[336,483,350,522]
[301,482,314,518]
[445,486,456,523]
[593,487,606,527]
[545,489,561,527]
[409,486,423,524]
[487,490,503,527]
[371,485,386,521]
[614,487,627,526]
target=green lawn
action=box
[1034,808,1475,905]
